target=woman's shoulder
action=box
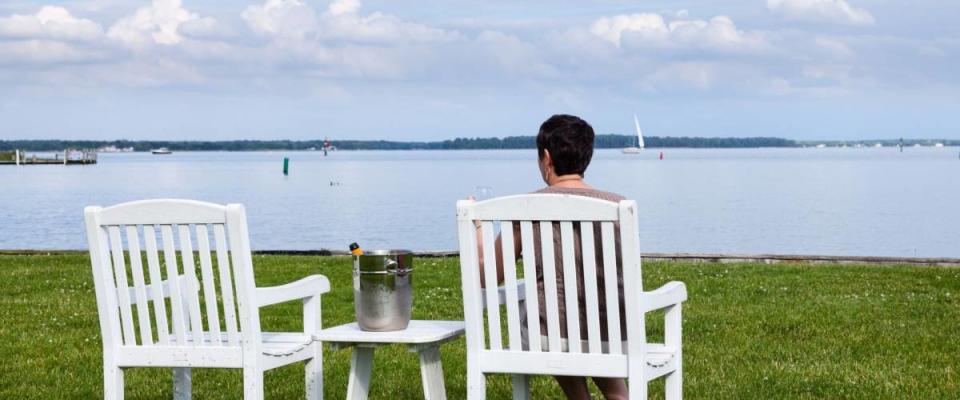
[533,186,627,202]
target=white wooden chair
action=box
[84,199,330,400]
[456,194,688,400]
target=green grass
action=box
[0,254,957,399]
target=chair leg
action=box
[511,375,529,400]
[243,367,265,400]
[627,374,647,400]
[665,303,683,400]
[665,370,682,400]
[305,343,323,400]
[466,370,485,400]
[418,345,447,400]
[173,368,192,400]
[103,363,124,400]
[346,346,375,400]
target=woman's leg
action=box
[555,376,590,400]
[593,377,628,400]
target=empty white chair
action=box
[456,194,687,399]
[84,199,330,400]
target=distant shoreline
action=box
[1,136,956,152]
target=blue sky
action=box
[0,0,957,141]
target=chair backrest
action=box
[457,194,647,378]
[84,199,261,352]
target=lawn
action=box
[0,254,957,399]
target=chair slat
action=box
[107,226,137,345]
[178,225,205,345]
[213,224,239,346]
[600,222,622,354]
[161,225,188,345]
[579,222,602,354]
[125,226,154,345]
[539,222,562,353]
[195,225,223,346]
[519,221,541,352]
[481,221,502,351]
[500,222,522,351]
[559,221,582,353]
[143,225,170,344]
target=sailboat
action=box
[622,114,645,154]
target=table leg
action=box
[417,345,447,400]
[347,346,375,400]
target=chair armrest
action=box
[482,279,526,307]
[640,281,687,312]
[257,275,330,307]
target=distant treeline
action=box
[0,135,800,151]
[797,139,959,147]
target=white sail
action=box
[633,113,645,149]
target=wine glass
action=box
[474,185,494,201]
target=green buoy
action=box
[283,157,289,175]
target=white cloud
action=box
[473,31,554,77]
[107,0,211,47]
[319,11,460,44]
[0,39,103,64]
[591,13,669,45]
[242,0,459,44]
[814,36,854,58]
[178,16,229,39]
[767,0,875,26]
[319,0,461,44]
[642,62,718,91]
[327,0,361,17]
[0,6,102,41]
[590,13,769,53]
[242,0,317,39]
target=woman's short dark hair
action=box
[537,114,595,176]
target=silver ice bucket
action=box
[353,250,413,331]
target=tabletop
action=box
[313,320,465,345]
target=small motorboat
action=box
[151,148,172,155]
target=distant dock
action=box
[0,149,97,165]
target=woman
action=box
[477,114,629,400]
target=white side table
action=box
[314,320,465,400]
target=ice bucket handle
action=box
[384,257,398,270]
[355,257,412,275]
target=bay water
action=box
[1,148,957,257]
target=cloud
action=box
[814,36,854,58]
[319,11,460,44]
[242,0,317,39]
[0,1,948,103]
[590,13,769,53]
[178,17,229,39]
[472,31,555,78]
[107,0,212,47]
[242,0,459,44]
[0,6,102,41]
[767,0,875,26]
[0,39,104,64]
[327,0,361,16]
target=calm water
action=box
[1,148,958,257]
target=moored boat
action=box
[622,113,645,154]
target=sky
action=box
[0,0,957,141]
